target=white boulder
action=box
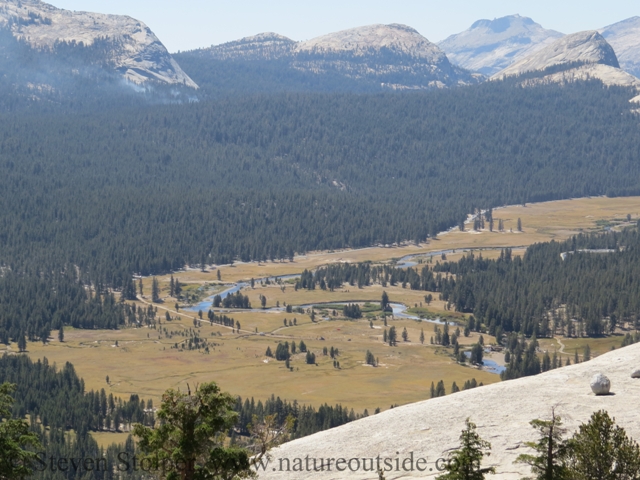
[590,373,611,395]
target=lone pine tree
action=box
[437,418,495,480]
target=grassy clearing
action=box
[91,431,131,449]
[15,317,497,412]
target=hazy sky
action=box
[52,0,639,53]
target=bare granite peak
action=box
[0,0,197,87]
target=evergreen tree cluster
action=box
[437,229,640,338]
[342,303,362,319]
[234,394,372,440]
[430,378,481,399]
[212,292,251,309]
[0,355,154,434]
[0,272,127,346]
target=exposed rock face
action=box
[631,369,640,378]
[490,30,640,89]
[0,0,197,87]
[439,15,564,76]
[496,31,619,78]
[590,373,611,395]
[519,63,640,89]
[295,23,445,61]
[259,344,640,479]
[292,24,479,89]
[599,17,640,78]
[205,33,295,60]
[184,24,481,91]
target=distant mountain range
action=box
[440,14,640,83]
[175,23,481,95]
[438,14,564,76]
[2,0,640,104]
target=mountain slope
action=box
[599,17,640,78]
[439,14,564,76]
[260,343,640,479]
[496,30,619,77]
[295,23,445,60]
[491,30,640,89]
[175,24,480,96]
[0,0,196,88]
[204,32,295,60]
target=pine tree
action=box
[305,351,316,365]
[402,327,409,342]
[388,326,397,346]
[151,277,160,303]
[381,291,390,311]
[58,325,64,343]
[436,418,495,480]
[17,334,26,353]
[420,329,425,344]
[0,382,41,479]
[132,382,253,480]
[436,380,446,397]
[517,218,522,232]
[515,409,568,480]
[365,350,376,366]
[430,382,435,398]
[565,410,640,480]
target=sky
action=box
[51,0,639,53]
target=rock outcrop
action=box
[204,32,295,61]
[495,31,619,77]
[492,30,640,89]
[180,24,481,92]
[439,15,564,76]
[295,23,445,61]
[599,17,640,78]
[260,343,640,479]
[0,0,197,87]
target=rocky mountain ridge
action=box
[184,23,481,92]
[495,30,620,77]
[599,17,640,78]
[491,30,640,90]
[205,32,295,61]
[0,0,196,88]
[439,14,564,76]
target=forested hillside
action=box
[1,80,640,336]
[2,81,640,275]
